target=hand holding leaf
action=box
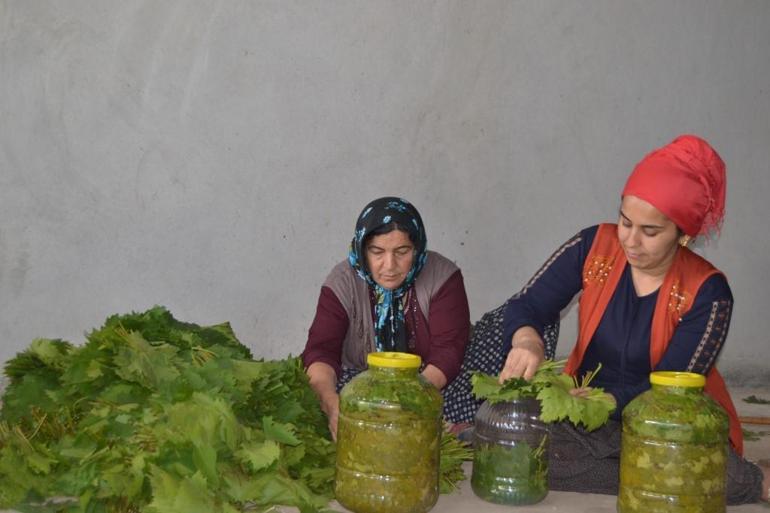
[472,359,616,431]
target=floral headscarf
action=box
[347,197,428,352]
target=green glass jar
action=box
[335,352,443,513]
[619,371,729,513]
[471,397,549,505]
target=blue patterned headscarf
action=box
[348,197,428,353]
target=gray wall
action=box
[1,1,768,383]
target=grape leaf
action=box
[472,359,616,431]
[236,440,280,472]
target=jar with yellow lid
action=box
[618,371,729,513]
[335,352,443,513]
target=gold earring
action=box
[679,235,692,247]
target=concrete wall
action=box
[1,1,768,383]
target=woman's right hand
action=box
[306,361,341,440]
[499,326,545,382]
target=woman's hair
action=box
[364,222,415,246]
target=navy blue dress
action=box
[502,225,733,418]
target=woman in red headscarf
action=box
[500,135,768,504]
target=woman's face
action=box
[617,195,681,276]
[365,229,415,290]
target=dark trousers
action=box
[548,420,764,505]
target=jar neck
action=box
[369,366,419,377]
[651,383,703,395]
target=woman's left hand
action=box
[421,364,447,390]
[569,387,617,408]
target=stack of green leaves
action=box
[0,307,471,513]
[0,307,337,513]
[438,428,473,494]
[471,359,616,431]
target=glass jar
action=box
[471,397,549,505]
[335,352,443,513]
[619,371,729,513]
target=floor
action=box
[1,387,768,513]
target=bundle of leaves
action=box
[471,359,616,431]
[438,428,473,494]
[0,307,337,513]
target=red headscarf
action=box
[622,135,726,237]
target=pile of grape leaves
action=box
[0,307,467,513]
[471,359,616,431]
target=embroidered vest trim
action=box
[564,223,742,454]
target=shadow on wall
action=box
[720,364,770,388]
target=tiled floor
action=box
[2,387,768,513]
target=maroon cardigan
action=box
[302,269,470,384]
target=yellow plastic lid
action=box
[650,371,706,388]
[367,352,421,369]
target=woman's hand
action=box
[569,387,617,408]
[318,391,340,440]
[499,326,545,382]
[421,364,447,390]
[306,362,341,440]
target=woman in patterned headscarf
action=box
[498,135,767,504]
[347,197,429,354]
[302,197,471,438]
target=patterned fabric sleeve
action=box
[654,273,734,375]
[423,270,471,384]
[501,226,598,354]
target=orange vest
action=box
[564,223,743,454]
